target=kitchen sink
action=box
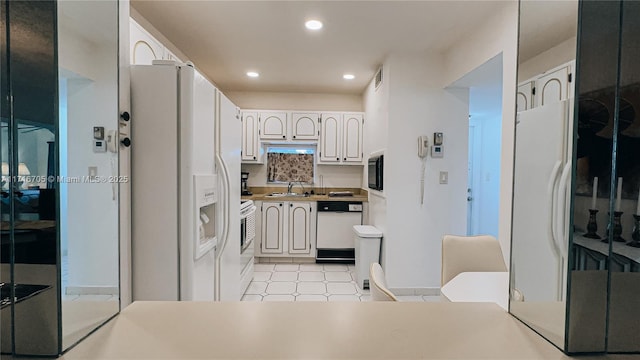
[266,192,309,198]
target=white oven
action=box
[240,200,256,295]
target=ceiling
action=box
[131,0,508,95]
[518,0,578,63]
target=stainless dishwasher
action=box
[315,201,363,263]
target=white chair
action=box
[370,262,398,301]
[441,234,507,286]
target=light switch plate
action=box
[88,166,97,180]
[439,171,448,184]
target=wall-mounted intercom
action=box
[418,136,430,205]
[434,132,443,145]
[107,130,118,153]
[431,132,444,158]
[93,126,106,153]
[418,136,429,158]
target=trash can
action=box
[353,225,383,289]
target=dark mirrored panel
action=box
[568,0,622,353]
[606,0,640,352]
[511,0,578,350]
[5,0,59,355]
[0,0,9,353]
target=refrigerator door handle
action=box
[556,162,571,258]
[214,153,231,301]
[546,160,562,258]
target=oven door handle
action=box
[240,206,257,220]
[241,235,255,252]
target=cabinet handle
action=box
[279,203,282,207]
[121,137,132,147]
[290,203,293,207]
[120,111,130,121]
[293,135,296,139]
[282,135,286,139]
[336,157,339,161]
[253,156,256,160]
[344,157,346,161]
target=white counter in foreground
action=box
[56,301,580,359]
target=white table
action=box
[60,301,572,359]
[440,271,509,310]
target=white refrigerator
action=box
[512,99,573,302]
[130,62,241,301]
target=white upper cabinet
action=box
[517,81,534,112]
[342,113,364,163]
[130,19,163,65]
[319,113,363,165]
[319,113,342,163]
[517,61,574,112]
[536,65,571,107]
[291,112,320,140]
[241,111,261,163]
[260,111,288,140]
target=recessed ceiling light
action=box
[305,20,323,30]
[343,74,355,80]
[246,71,259,78]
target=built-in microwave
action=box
[368,155,383,191]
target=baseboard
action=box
[65,286,119,296]
[256,257,316,264]
[388,287,441,296]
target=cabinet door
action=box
[261,202,284,254]
[517,81,534,112]
[130,19,163,65]
[288,202,311,255]
[241,112,261,162]
[319,113,342,163]
[536,66,570,107]
[291,112,319,140]
[342,114,364,163]
[260,111,288,140]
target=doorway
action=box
[453,54,503,237]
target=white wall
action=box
[383,53,469,289]
[362,61,390,261]
[226,91,362,112]
[59,13,119,290]
[518,36,577,82]
[443,1,519,268]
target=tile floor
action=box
[241,263,441,302]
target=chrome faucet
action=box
[287,180,305,194]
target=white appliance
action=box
[512,99,573,302]
[130,61,241,301]
[240,200,256,295]
[316,201,363,262]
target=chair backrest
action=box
[370,262,398,301]
[441,234,507,286]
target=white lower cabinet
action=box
[257,201,316,258]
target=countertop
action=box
[59,301,582,359]
[242,193,368,202]
[242,187,368,202]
